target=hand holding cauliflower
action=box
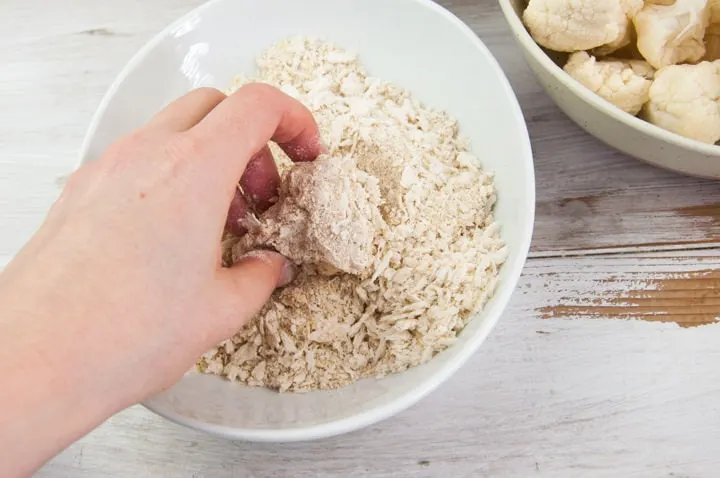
[524,0,720,145]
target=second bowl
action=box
[499,0,720,179]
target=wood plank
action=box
[519,250,720,327]
[0,0,207,265]
[5,0,720,478]
[2,0,720,473]
[38,249,720,477]
[1,0,720,263]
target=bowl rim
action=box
[497,0,720,158]
[78,0,535,442]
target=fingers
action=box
[186,83,325,189]
[225,189,250,236]
[278,134,328,162]
[225,146,280,236]
[240,145,281,214]
[213,250,296,337]
[146,87,227,132]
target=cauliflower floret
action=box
[710,0,720,23]
[523,0,642,53]
[634,0,710,69]
[564,52,655,115]
[705,23,720,60]
[706,34,720,60]
[594,0,646,55]
[706,3,720,60]
[643,60,720,144]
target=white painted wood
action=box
[2,0,719,262]
[1,0,719,476]
[36,302,720,477]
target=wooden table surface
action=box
[2,0,720,476]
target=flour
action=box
[199,37,507,392]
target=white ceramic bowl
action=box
[79,0,535,441]
[499,0,720,179]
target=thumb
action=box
[214,249,296,336]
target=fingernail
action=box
[277,259,297,287]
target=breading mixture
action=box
[199,37,507,392]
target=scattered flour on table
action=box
[200,37,507,392]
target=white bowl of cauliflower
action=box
[499,0,720,178]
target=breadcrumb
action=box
[201,37,506,392]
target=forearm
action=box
[0,268,136,476]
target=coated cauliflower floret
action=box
[643,60,720,144]
[634,0,710,69]
[523,0,643,53]
[564,51,655,115]
[232,156,384,275]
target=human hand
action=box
[0,83,325,475]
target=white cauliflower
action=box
[634,0,710,69]
[595,0,646,55]
[643,60,720,144]
[523,0,643,53]
[564,52,655,115]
